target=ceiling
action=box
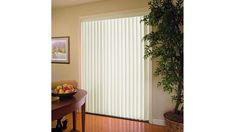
[52,0,105,8]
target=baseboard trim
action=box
[152,119,166,126]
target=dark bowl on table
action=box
[52,89,78,99]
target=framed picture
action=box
[52,36,70,64]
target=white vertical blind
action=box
[81,16,147,120]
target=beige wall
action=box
[52,0,174,122]
[151,58,175,121]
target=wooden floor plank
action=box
[53,113,166,132]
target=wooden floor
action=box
[55,113,166,132]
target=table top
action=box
[52,89,87,120]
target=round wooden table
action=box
[52,89,87,132]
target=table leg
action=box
[82,103,86,132]
[72,111,76,131]
[55,118,63,132]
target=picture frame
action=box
[52,36,70,64]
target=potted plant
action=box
[142,0,183,131]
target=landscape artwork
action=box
[52,37,70,64]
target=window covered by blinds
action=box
[81,16,148,120]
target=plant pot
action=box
[164,112,183,132]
